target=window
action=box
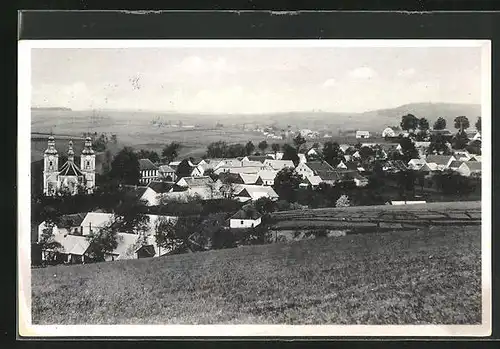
[86,161,90,169]
[241,220,244,225]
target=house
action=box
[470,155,482,162]
[255,170,279,186]
[299,175,323,188]
[123,185,160,206]
[425,155,456,171]
[262,159,295,171]
[218,172,245,185]
[147,181,175,195]
[306,147,322,158]
[139,158,160,185]
[339,144,352,154]
[390,201,427,206]
[229,206,262,229]
[413,142,431,156]
[407,158,427,170]
[239,173,259,185]
[457,161,482,177]
[158,164,176,182]
[453,150,472,161]
[448,160,464,171]
[419,162,439,174]
[336,161,348,170]
[356,131,370,139]
[339,171,369,187]
[196,158,224,175]
[382,127,396,138]
[295,161,335,179]
[316,170,342,186]
[233,185,279,202]
[382,160,408,173]
[40,233,92,264]
[473,132,481,141]
[176,176,214,188]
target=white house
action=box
[239,173,259,185]
[138,158,160,185]
[382,127,396,138]
[295,161,335,179]
[336,161,348,170]
[158,164,176,182]
[229,207,262,229]
[233,185,279,202]
[425,155,456,171]
[457,161,482,177]
[407,158,427,170]
[298,153,308,164]
[255,170,279,186]
[356,131,370,139]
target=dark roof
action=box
[306,161,335,173]
[345,162,359,171]
[449,160,464,168]
[231,206,262,220]
[122,185,148,200]
[465,161,481,171]
[219,172,244,184]
[384,160,408,171]
[58,213,87,229]
[246,155,272,163]
[426,155,454,166]
[138,158,158,171]
[158,164,175,173]
[147,181,174,194]
[316,170,341,181]
[430,129,453,135]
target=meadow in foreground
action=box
[32,225,481,325]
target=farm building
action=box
[239,173,259,185]
[158,164,176,182]
[448,161,464,172]
[296,161,335,179]
[233,185,279,202]
[425,155,456,171]
[255,170,279,186]
[356,131,370,139]
[407,158,427,170]
[229,206,262,229]
[138,158,160,185]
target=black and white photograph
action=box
[18,39,491,337]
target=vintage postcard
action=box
[18,39,491,337]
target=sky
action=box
[31,46,482,114]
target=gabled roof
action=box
[463,161,482,171]
[51,234,91,255]
[426,155,454,166]
[147,181,174,194]
[263,159,295,170]
[177,176,214,188]
[449,160,464,169]
[231,206,262,220]
[122,185,149,200]
[218,172,244,184]
[239,173,259,184]
[304,161,335,173]
[158,164,175,173]
[58,213,87,229]
[305,175,322,186]
[257,170,279,181]
[138,158,158,171]
[245,155,272,163]
[384,160,408,171]
[234,185,279,200]
[80,212,114,230]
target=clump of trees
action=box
[162,142,181,163]
[137,149,160,164]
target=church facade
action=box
[43,136,96,196]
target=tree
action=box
[454,116,470,133]
[322,141,342,167]
[109,147,141,185]
[452,131,470,150]
[293,134,307,153]
[475,116,481,132]
[359,146,375,162]
[204,168,218,181]
[466,140,482,155]
[273,167,302,202]
[245,141,255,156]
[271,143,281,155]
[176,159,193,179]
[206,141,228,158]
[154,217,179,256]
[254,197,277,215]
[111,134,118,144]
[418,117,430,132]
[400,114,419,132]
[137,149,160,164]
[226,143,246,158]
[37,223,63,263]
[427,134,451,155]
[282,144,299,166]
[399,137,419,162]
[162,142,181,163]
[258,140,268,154]
[433,117,447,130]
[86,218,120,262]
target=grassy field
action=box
[32,224,481,325]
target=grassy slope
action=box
[32,225,481,325]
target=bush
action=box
[335,195,350,207]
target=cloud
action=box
[348,67,377,79]
[322,78,337,88]
[397,68,416,78]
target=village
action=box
[32,114,482,267]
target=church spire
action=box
[67,140,74,162]
[44,136,58,155]
[81,137,95,155]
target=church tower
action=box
[43,136,59,196]
[80,137,96,193]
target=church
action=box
[43,136,96,196]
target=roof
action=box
[59,160,83,176]
[227,166,266,174]
[414,142,431,148]
[239,173,259,184]
[51,234,91,256]
[316,170,341,182]
[231,206,262,220]
[384,160,408,171]
[262,159,295,170]
[158,164,175,173]
[234,185,279,200]
[80,212,114,231]
[426,155,454,166]
[177,176,214,188]
[218,172,244,184]
[304,161,335,173]
[245,155,271,163]
[147,181,174,194]
[339,144,351,153]
[463,161,482,171]
[356,131,370,135]
[111,233,140,259]
[257,170,279,181]
[242,160,266,167]
[138,158,158,171]
[216,159,243,168]
[305,175,322,186]
[58,213,87,229]
[449,160,464,169]
[122,185,149,200]
[430,129,453,135]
